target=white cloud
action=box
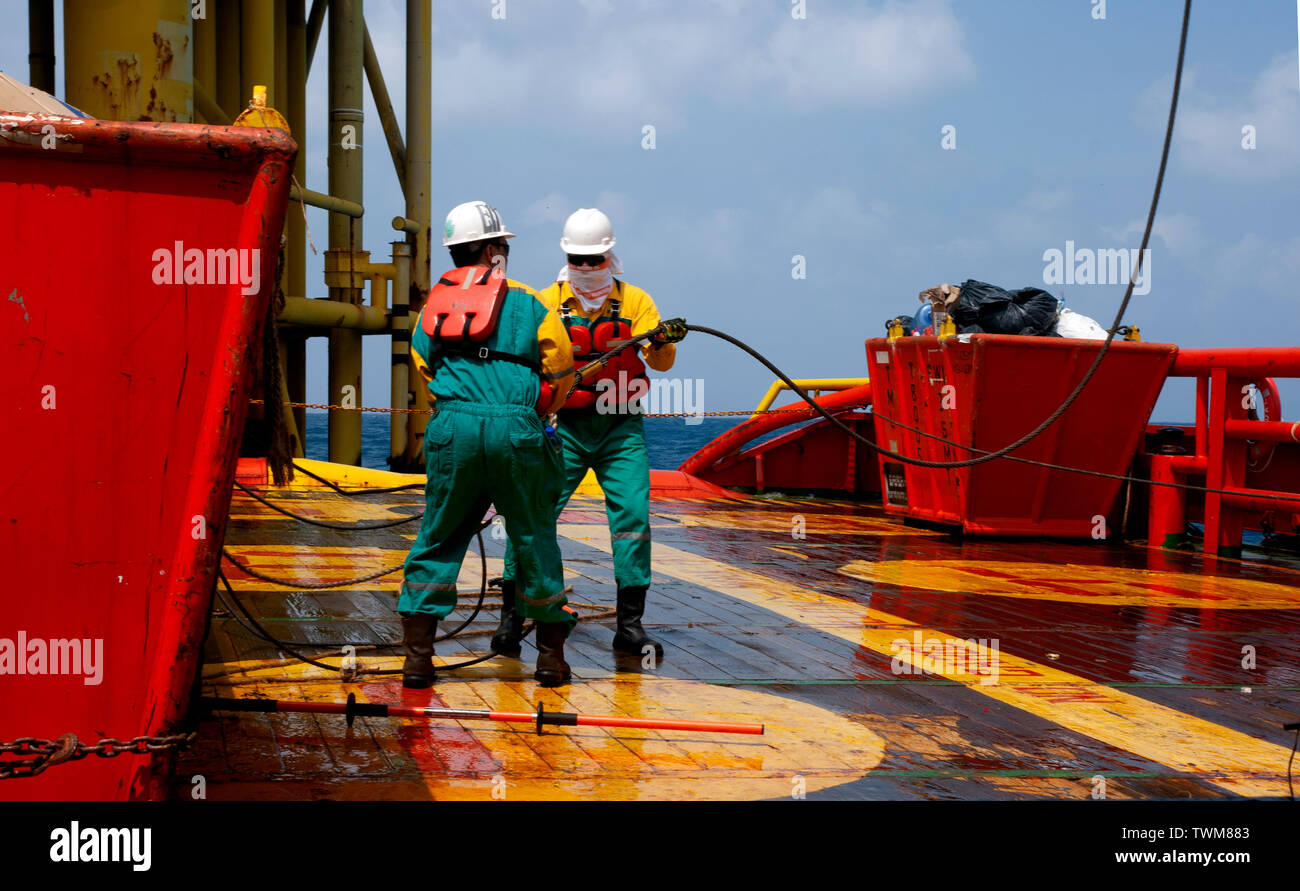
[1111,212,1208,259]
[929,189,1076,264]
[794,187,891,239]
[594,190,636,225]
[765,1,975,107]
[1144,53,1300,181]
[428,1,974,135]
[1108,212,1300,303]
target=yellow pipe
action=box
[279,297,388,331]
[751,378,871,419]
[240,0,276,107]
[277,339,304,458]
[215,0,242,120]
[64,0,193,122]
[274,0,289,112]
[193,4,217,118]
[193,79,231,125]
[286,0,308,450]
[369,273,388,313]
[360,261,397,280]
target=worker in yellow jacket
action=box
[494,208,686,662]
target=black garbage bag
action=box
[886,313,914,334]
[950,279,1060,336]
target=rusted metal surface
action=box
[0,114,296,800]
[64,0,193,123]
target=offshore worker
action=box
[400,200,577,688]
[492,208,687,662]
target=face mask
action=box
[565,258,614,310]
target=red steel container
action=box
[866,334,1177,536]
[0,115,295,799]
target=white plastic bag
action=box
[1054,307,1108,340]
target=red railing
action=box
[1151,348,1300,556]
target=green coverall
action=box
[401,277,576,629]
[502,281,673,591]
[503,411,652,589]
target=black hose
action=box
[221,548,404,589]
[686,0,1195,473]
[233,479,422,530]
[214,527,519,674]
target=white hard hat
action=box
[443,200,515,247]
[560,208,616,255]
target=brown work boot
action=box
[533,621,571,688]
[401,614,438,689]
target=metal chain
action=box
[0,732,197,780]
[249,398,828,419]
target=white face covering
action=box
[557,253,624,312]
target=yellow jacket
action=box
[539,279,676,373]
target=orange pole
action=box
[202,696,765,735]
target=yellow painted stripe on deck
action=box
[560,524,1291,797]
[677,510,941,537]
[845,559,1300,610]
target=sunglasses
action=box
[566,254,606,267]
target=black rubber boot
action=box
[533,621,571,687]
[612,585,665,659]
[401,614,438,689]
[491,578,525,657]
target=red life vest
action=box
[560,283,648,411]
[421,266,552,413]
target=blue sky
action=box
[4,0,1298,423]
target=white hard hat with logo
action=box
[443,200,515,246]
[560,208,616,255]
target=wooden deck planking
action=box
[175,484,1300,800]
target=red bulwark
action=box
[0,115,296,800]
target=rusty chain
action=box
[249,398,831,418]
[0,732,197,780]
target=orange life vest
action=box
[560,284,648,411]
[421,266,552,413]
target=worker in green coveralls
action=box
[492,208,687,664]
[400,200,577,688]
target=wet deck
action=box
[179,464,1300,800]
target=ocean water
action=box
[302,411,743,471]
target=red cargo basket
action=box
[0,115,295,800]
[866,334,1177,536]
